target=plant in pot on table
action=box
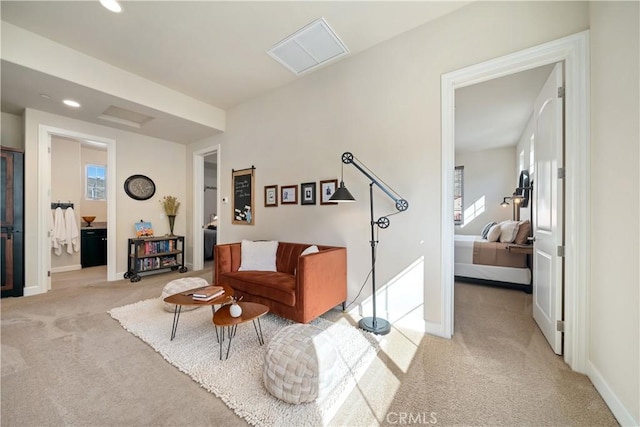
[160,195,180,236]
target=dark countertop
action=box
[81,221,107,230]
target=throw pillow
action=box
[481,221,497,239]
[514,219,531,245]
[486,224,502,242]
[301,245,319,256]
[499,220,520,243]
[238,240,278,272]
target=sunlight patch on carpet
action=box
[108,298,379,426]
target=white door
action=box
[532,62,564,354]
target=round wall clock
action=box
[124,174,156,201]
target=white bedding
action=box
[454,234,531,285]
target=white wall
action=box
[50,136,81,271]
[589,1,640,424]
[206,1,590,326]
[454,147,517,235]
[1,112,24,149]
[23,108,187,286]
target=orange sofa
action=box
[214,242,347,323]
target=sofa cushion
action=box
[221,271,296,307]
[238,240,278,271]
[301,245,319,256]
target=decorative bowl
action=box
[82,216,96,226]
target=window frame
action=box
[85,163,107,201]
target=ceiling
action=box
[455,64,555,152]
[2,1,550,151]
[1,1,470,144]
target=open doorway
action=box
[440,31,590,372]
[203,153,218,270]
[191,144,220,273]
[50,135,109,289]
[36,125,117,295]
[451,64,559,352]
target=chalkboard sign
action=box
[232,167,255,225]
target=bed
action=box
[454,234,531,292]
[204,228,217,260]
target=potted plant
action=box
[160,195,180,236]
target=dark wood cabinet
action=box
[81,228,107,268]
[1,148,24,298]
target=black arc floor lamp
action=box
[329,152,409,335]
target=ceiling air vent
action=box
[98,106,154,129]
[267,18,349,75]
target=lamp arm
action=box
[341,152,409,212]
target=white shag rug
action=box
[108,298,379,426]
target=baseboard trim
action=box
[425,320,450,339]
[51,264,82,274]
[587,360,638,426]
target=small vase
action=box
[167,215,176,236]
[229,303,242,318]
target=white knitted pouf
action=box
[161,277,209,312]
[263,323,338,404]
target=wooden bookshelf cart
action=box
[124,235,187,282]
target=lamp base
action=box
[358,317,391,335]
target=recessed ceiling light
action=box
[63,99,81,108]
[100,0,122,13]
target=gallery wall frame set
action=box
[263,179,338,207]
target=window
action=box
[86,164,106,200]
[454,166,463,225]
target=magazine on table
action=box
[191,285,224,301]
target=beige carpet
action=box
[1,268,619,426]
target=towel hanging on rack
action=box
[64,207,80,254]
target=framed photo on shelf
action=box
[300,182,316,205]
[320,179,338,205]
[135,221,154,237]
[264,185,278,207]
[281,185,298,205]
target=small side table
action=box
[213,302,269,360]
[163,284,233,340]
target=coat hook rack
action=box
[51,200,74,210]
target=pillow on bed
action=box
[481,221,497,239]
[499,220,520,243]
[486,224,502,242]
[238,240,278,271]
[514,219,531,244]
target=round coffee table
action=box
[163,283,233,340]
[213,301,269,360]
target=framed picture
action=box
[300,182,316,205]
[320,179,338,205]
[232,167,255,225]
[264,185,278,207]
[135,221,154,237]
[281,185,298,204]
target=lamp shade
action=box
[500,197,510,207]
[329,181,356,202]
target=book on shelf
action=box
[192,285,224,301]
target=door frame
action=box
[440,31,590,373]
[33,125,117,295]
[191,144,220,272]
